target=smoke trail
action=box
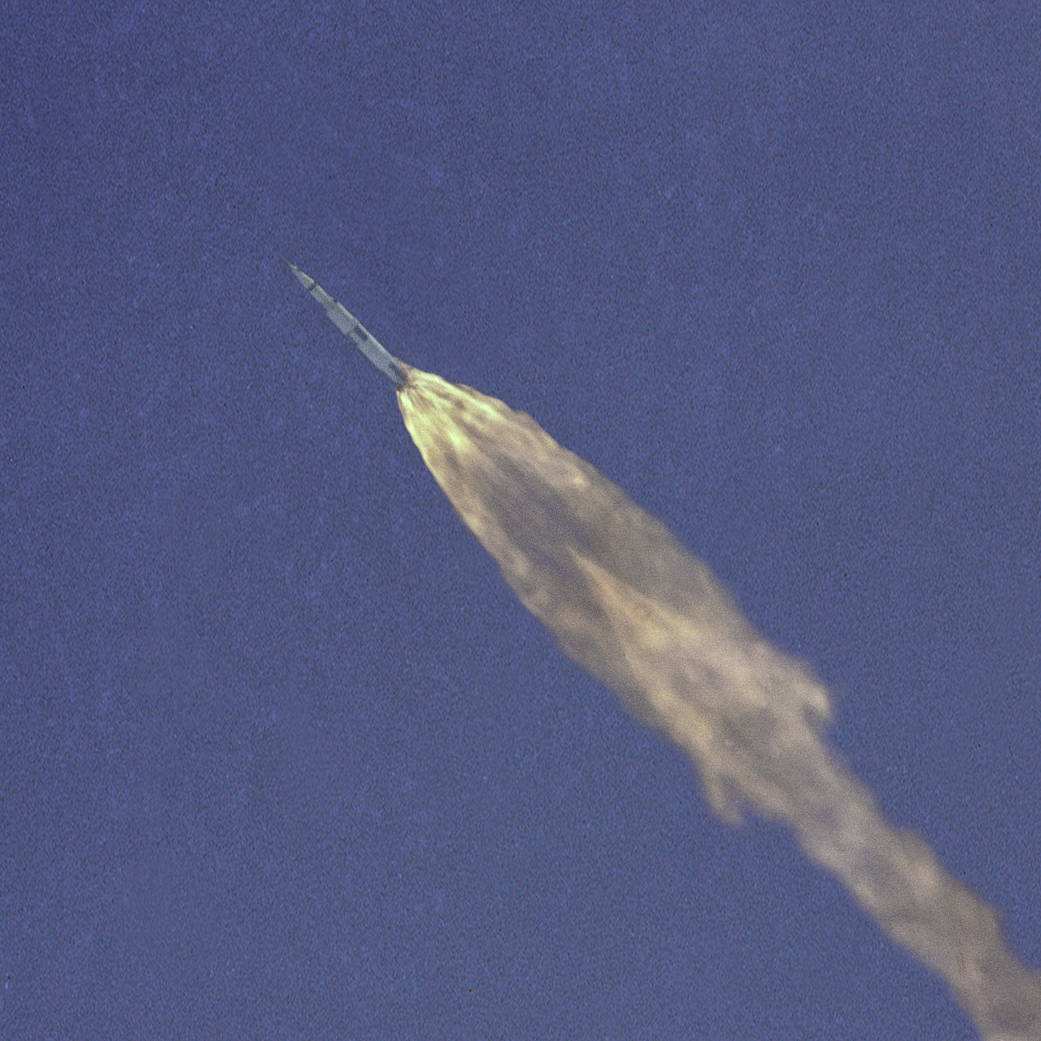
[287,265,1041,1040]
[395,365,1041,1041]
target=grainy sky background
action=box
[3,4,1040,1039]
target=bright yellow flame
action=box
[396,362,1041,1041]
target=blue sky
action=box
[3,4,1040,1039]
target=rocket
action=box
[286,261,1041,1041]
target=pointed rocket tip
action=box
[281,258,313,290]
